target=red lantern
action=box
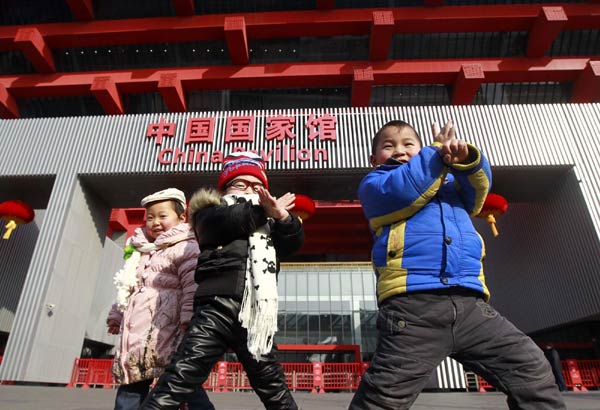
[476,193,508,237]
[0,200,35,240]
[292,194,316,221]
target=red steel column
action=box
[527,7,568,58]
[351,67,374,107]
[369,11,394,61]
[224,16,249,65]
[572,61,600,103]
[452,64,485,105]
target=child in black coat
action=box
[141,152,303,410]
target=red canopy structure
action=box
[0,200,35,239]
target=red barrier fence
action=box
[67,359,218,390]
[479,360,600,392]
[67,358,116,389]
[282,362,314,392]
[66,359,365,392]
[70,358,600,392]
[477,376,494,392]
[562,359,600,391]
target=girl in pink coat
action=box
[106,188,213,410]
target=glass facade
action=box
[275,263,378,362]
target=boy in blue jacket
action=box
[350,120,566,410]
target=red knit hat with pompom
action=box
[217,151,269,191]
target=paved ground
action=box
[1,385,599,409]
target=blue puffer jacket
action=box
[358,143,492,304]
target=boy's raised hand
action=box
[432,120,455,145]
[256,186,296,221]
[432,120,469,165]
[440,139,469,165]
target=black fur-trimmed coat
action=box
[188,188,304,302]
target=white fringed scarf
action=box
[112,230,192,312]
[223,194,279,361]
[112,238,159,312]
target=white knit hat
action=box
[140,188,186,209]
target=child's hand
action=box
[256,187,295,221]
[440,138,469,165]
[432,120,455,145]
[432,120,468,164]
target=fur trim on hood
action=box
[188,188,222,228]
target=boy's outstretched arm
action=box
[358,146,447,232]
[448,144,492,216]
[433,121,491,216]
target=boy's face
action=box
[145,200,185,240]
[224,174,265,195]
[370,125,422,167]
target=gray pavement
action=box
[0,385,599,409]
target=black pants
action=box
[349,290,566,410]
[140,296,297,410]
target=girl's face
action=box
[145,200,185,240]
[370,125,422,167]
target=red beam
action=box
[527,7,568,58]
[65,0,94,21]
[108,208,145,238]
[0,83,19,119]
[158,73,187,112]
[572,61,600,103]
[0,57,592,96]
[369,11,394,61]
[1,5,599,51]
[452,64,485,105]
[13,28,55,73]
[90,75,124,115]
[172,0,195,16]
[1,57,597,117]
[224,16,249,65]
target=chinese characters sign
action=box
[145,114,337,166]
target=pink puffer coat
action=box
[107,223,199,385]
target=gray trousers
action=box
[349,289,566,410]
